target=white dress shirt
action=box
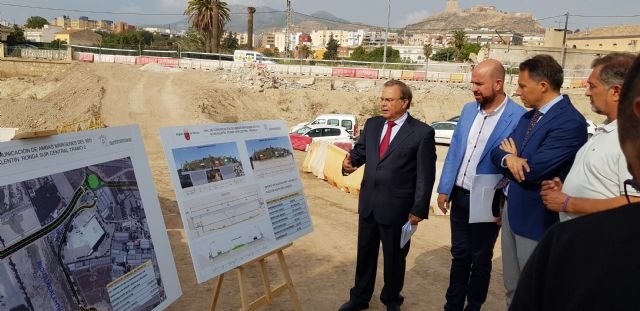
[380,112,408,143]
[455,97,508,190]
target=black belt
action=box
[454,185,470,195]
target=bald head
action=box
[471,59,507,109]
[474,59,506,81]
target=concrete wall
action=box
[487,45,604,72]
[0,58,71,76]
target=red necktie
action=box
[379,121,396,157]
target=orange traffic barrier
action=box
[157,57,179,68]
[332,67,356,78]
[136,56,158,65]
[343,165,365,195]
[354,69,379,79]
[323,144,348,189]
[310,142,330,179]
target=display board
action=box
[0,125,182,311]
[159,121,313,283]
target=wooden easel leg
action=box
[277,250,302,311]
[209,274,224,311]
[259,259,273,304]
[236,266,250,311]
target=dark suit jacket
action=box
[349,114,437,226]
[491,95,588,240]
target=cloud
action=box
[401,10,431,26]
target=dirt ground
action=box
[0,62,603,310]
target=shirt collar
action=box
[390,112,409,126]
[538,94,564,115]
[477,96,508,117]
[599,119,617,133]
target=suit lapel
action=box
[478,102,515,163]
[372,117,385,161]
[379,115,415,163]
[521,96,567,151]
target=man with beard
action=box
[510,53,640,310]
[539,53,640,220]
[437,59,525,311]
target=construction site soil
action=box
[0,62,600,310]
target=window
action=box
[323,128,341,136]
[327,119,339,126]
[311,119,326,125]
[306,129,322,137]
[341,120,353,131]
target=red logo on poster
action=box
[183,129,191,140]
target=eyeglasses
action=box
[380,97,404,103]
[623,179,639,204]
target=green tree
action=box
[184,0,230,53]
[261,48,276,57]
[25,16,49,28]
[178,29,207,52]
[365,47,401,63]
[423,44,433,63]
[323,34,339,60]
[349,46,367,61]
[7,25,25,44]
[430,47,455,61]
[297,44,312,59]
[221,31,239,52]
[462,43,482,61]
[448,30,467,61]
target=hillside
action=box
[404,5,544,34]
[168,5,370,34]
[570,24,640,38]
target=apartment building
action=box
[309,30,362,48]
[24,25,64,43]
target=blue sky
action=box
[245,136,291,154]
[172,142,240,167]
[0,0,638,29]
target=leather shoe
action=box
[338,300,369,311]
[386,304,401,311]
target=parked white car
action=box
[431,121,457,145]
[293,125,353,144]
[290,114,358,136]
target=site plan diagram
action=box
[0,126,181,311]
[160,121,313,283]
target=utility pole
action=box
[383,0,391,67]
[286,0,291,57]
[560,12,569,69]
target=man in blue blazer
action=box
[490,54,588,306]
[340,80,437,311]
[437,59,526,311]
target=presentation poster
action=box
[159,121,313,283]
[0,125,182,311]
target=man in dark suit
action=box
[490,54,588,307]
[340,80,437,311]
[509,53,640,311]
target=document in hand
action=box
[400,220,418,248]
[469,174,503,223]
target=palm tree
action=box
[448,30,466,62]
[423,44,432,81]
[184,0,230,53]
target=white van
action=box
[291,114,358,136]
[233,50,273,64]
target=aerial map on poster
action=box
[159,121,313,283]
[0,125,181,311]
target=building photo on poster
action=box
[0,125,182,311]
[159,120,313,283]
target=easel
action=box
[210,243,302,311]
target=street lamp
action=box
[383,0,390,67]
